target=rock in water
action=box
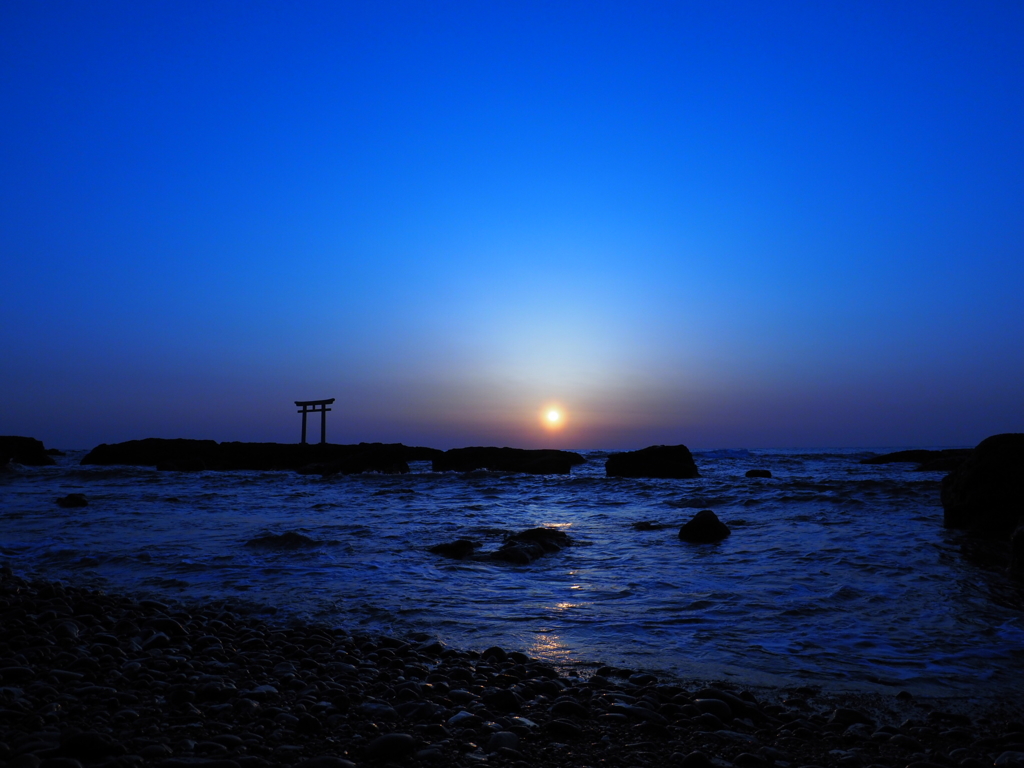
[56,494,88,508]
[745,469,772,478]
[679,510,730,543]
[430,528,571,564]
[487,527,571,564]
[0,435,56,466]
[432,446,585,474]
[428,539,477,559]
[81,438,441,472]
[605,445,700,479]
[861,448,972,469]
[941,433,1024,535]
[633,520,666,530]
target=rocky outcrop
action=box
[745,469,772,478]
[678,510,730,543]
[296,444,415,476]
[1011,527,1024,575]
[860,448,973,472]
[605,445,699,479]
[432,447,585,475]
[0,436,56,466]
[81,439,441,474]
[941,434,1024,536]
[430,527,571,564]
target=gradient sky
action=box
[2,1,1022,450]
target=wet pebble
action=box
[364,733,415,761]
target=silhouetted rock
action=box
[429,528,571,564]
[299,445,411,476]
[432,447,585,474]
[678,510,730,543]
[156,458,206,472]
[56,493,88,508]
[81,438,441,473]
[0,436,56,466]
[942,434,1024,536]
[606,445,699,479]
[429,539,478,559]
[486,527,571,564]
[745,469,772,478]
[246,532,323,549]
[861,448,972,472]
[1011,526,1024,575]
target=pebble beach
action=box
[2,566,1023,768]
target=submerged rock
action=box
[432,447,585,474]
[678,510,730,543]
[745,469,772,478]
[942,434,1024,536]
[606,445,699,479]
[56,493,88,508]
[245,531,324,549]
[633,520,667,531]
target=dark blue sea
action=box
[3,448,1023,697]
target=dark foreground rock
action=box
[432,447,585,474]
[80,439,442,474]
[606,445,700,479]
[942,434,1024,536]
[861,448,973,472]
[0,436,56,466]
[679,509,731,543]
[2,567,1022,768]
[430,527,571,564]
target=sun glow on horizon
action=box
[540,403,567,432]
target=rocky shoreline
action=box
[2,568,1023,768]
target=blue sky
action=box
[2,1,1022,449]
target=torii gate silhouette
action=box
[295,398,334,444]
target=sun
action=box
[540,404,566,431]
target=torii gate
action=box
[295,398,335,444]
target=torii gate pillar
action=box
[295,398,335,444]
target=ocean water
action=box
[2,448,1023,697]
